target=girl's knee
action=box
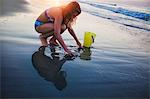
[39,34,47,39]
[39,32,54,39]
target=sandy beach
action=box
[1,0,150,98]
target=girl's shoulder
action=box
[48,7,63,18]
[48,7,62,13]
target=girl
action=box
[34,1,82,56]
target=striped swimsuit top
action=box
[45,9,55,23]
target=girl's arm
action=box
[53,9,71,54]
[67,24,82,47]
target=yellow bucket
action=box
[83,32,96,47]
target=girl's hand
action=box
[66,49,74,56]
[77,41,82,48]
[77,42,83,51]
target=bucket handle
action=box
[92,36,95,43]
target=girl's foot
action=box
[49,37,59,46]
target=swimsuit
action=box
[35,20,44,27]
[35,9,54,32]
[44,9,55,23]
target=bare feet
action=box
[49,36,59,46]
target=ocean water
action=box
[78,0,150,31]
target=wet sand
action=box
[1,40,149,98]
[1,0,150,98]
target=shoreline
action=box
[97,0,150,8]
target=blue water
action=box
[78,0,150,31]
[78,0,150,21]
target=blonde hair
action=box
[62,1,81,25]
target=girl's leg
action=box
[36,23,54,46]
[49,36,58,46]
[39,35,48,46]
[36,23,67,46]
[49,24,67,45]
[36,23,54,34]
